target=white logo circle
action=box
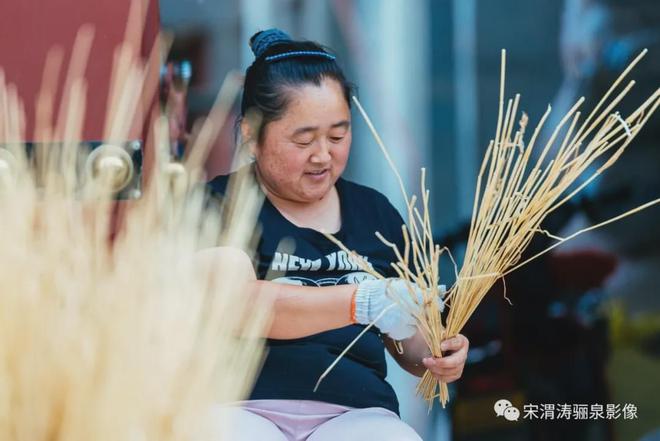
[504,406,520,421]
[494,399,513,417]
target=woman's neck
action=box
[271,188,341,233]
[255,169,341,233]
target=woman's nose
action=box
[310,141,332,163]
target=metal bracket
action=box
[0,140,143,200]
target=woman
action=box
[208,29,469,441]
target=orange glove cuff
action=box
[350,289,358,324]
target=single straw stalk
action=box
[311,98,451,409]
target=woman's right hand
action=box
[352,278,435,340]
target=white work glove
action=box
[353,279,446,341]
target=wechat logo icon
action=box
[494,399,520,421]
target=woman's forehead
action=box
[280,80,350,128]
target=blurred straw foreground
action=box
[0,2,268,440]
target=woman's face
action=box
[251,78,351,203]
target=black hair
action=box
[239,29,354,144]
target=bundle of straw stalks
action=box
[432,49,659,407]
[322,49,659,410]
[0,4,267,440]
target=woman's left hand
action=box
[421,334,469,383]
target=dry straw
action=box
[0,3,267,440]
[319,49,659,410]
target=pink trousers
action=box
[213,399,422,441]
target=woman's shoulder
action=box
[338,178,405,246]
[337,178,402,217]
[207,165,254,196]
[338,177,390,204]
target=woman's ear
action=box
[239,119,257,158]
[240,119,252,144]
[241,110,264,159]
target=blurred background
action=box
[159,1,659,439]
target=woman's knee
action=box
[308,408,422,441]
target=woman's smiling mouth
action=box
[304,169,329,180]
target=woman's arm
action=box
[385,332,469,382]
[251,280,355,339]
[195,247,356,340]
[384,331,431,377]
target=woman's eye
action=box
[329,137,345,143]
[294,139,313,146]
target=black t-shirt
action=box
[207,167,406,414]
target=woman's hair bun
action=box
[249,29,292,58]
